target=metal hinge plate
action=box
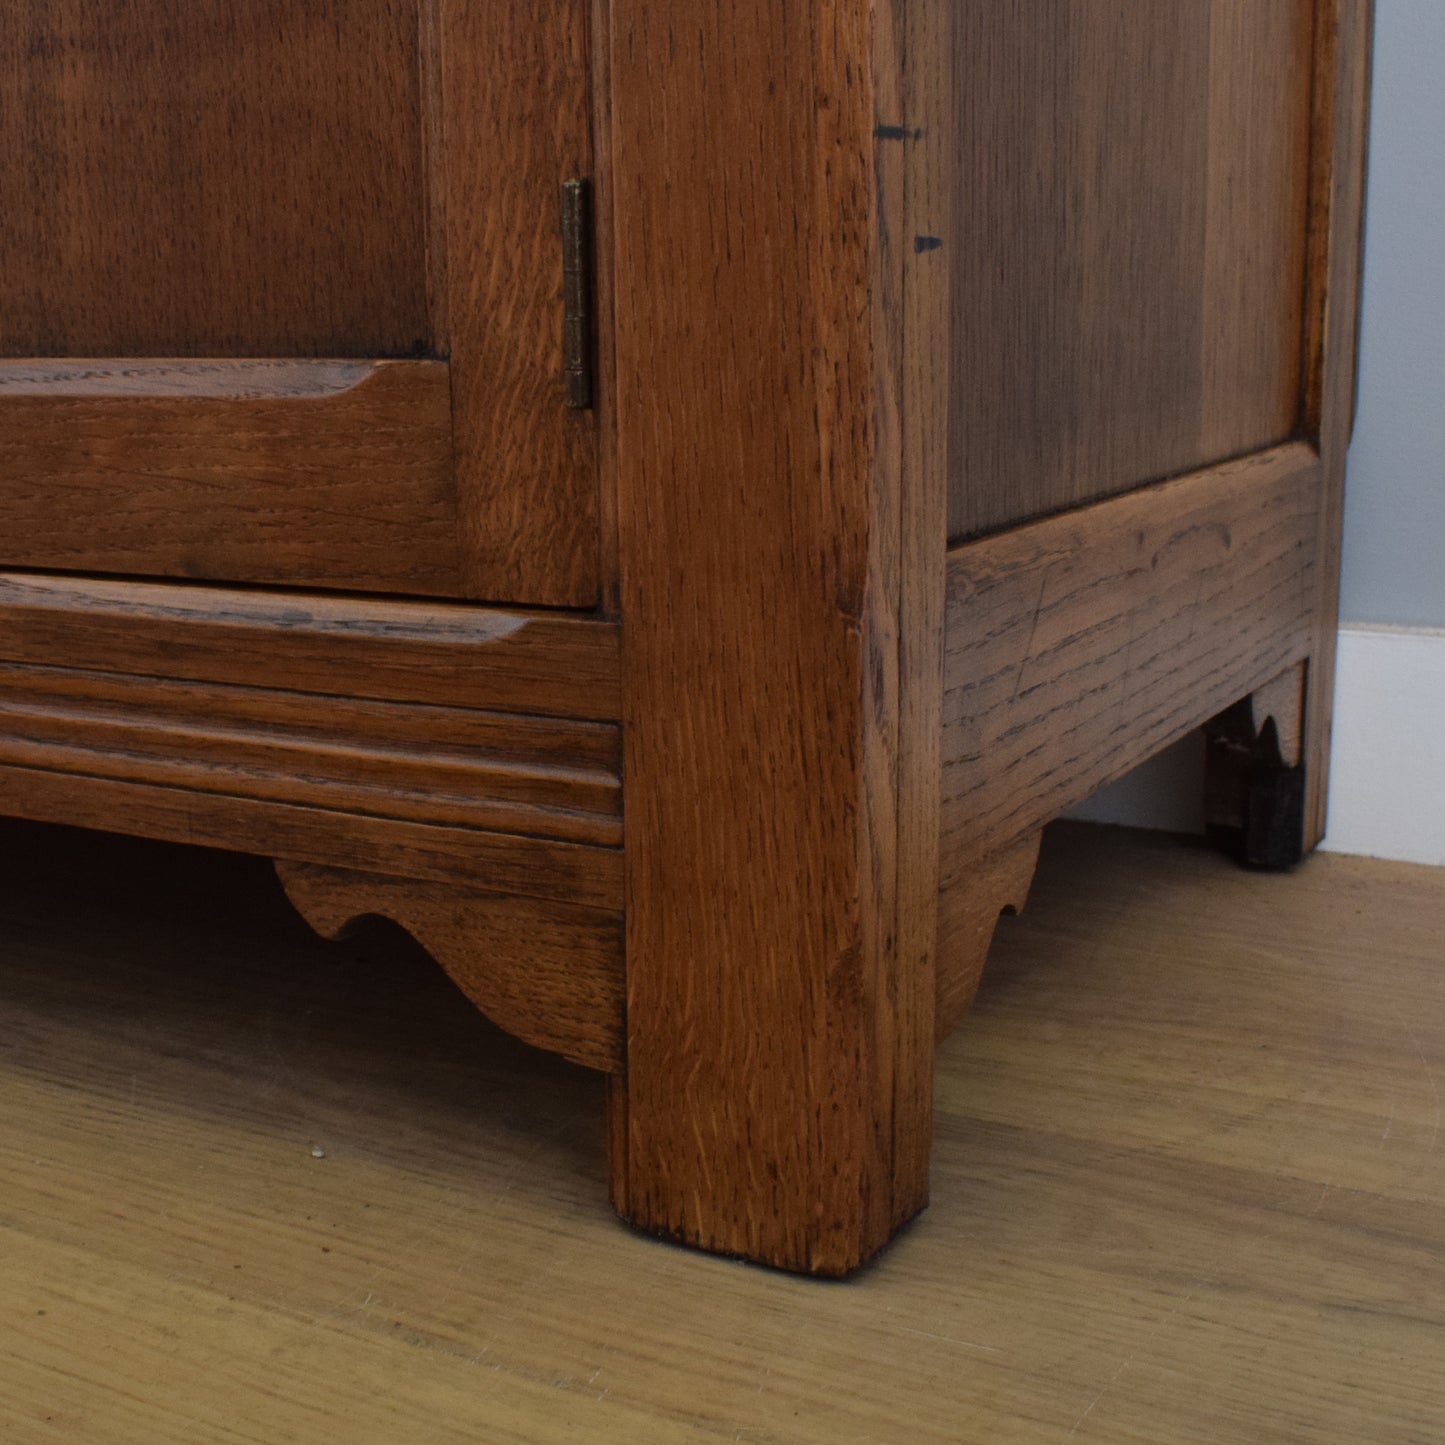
[561,178,595,410]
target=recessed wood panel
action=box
[0,0,429,357]
[948,0,1316,541]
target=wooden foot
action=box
[1205,663,1309,870]
[274,862,624,1073]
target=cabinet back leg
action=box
[1205,662,1310,870]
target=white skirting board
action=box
[1321,625,1445,867]
[1065,730,1208,836]
[1068,625,1445,868]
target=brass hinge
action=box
[561,179,595,410]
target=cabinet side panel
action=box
[948,0,1315,541]
[0,1,429,358]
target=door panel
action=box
[0,0,429,357]
[0,2,603,606]
[948,0,1316,542]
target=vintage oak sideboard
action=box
[0,2,1372,1274]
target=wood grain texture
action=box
[611,0,944,1274]
[0,574,621,721]
[1302,0,1376,847]
[947,0,1315,541]
[419,0,451,356]
[1251,661,1308,771]
[0,361,461,595]
[1199,0,1317,460]
[0,763,621,911]
[0,359,384,399]
[276,863,624,1071]
[873,0,954,1239]
[0,0,429,358]
[589,0,623,618]
[0,661,621,847]
[940,444,1321,950]
[443,0,602,607]
[935,831,1039,1041]
[6,821,1445,1441]
[0,574,624,910]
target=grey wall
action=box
[1339,0,1445,629]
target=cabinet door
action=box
[0,1,602,607]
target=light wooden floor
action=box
[2,818,1443,1443]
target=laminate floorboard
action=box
[0,817,1441,1442]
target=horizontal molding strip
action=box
[0,761,622,912]
[0,573,622,721]
[0,357,385,399]
[0,661,621,849]
[0,573,625,912]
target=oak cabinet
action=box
[0,1,1373,1274]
